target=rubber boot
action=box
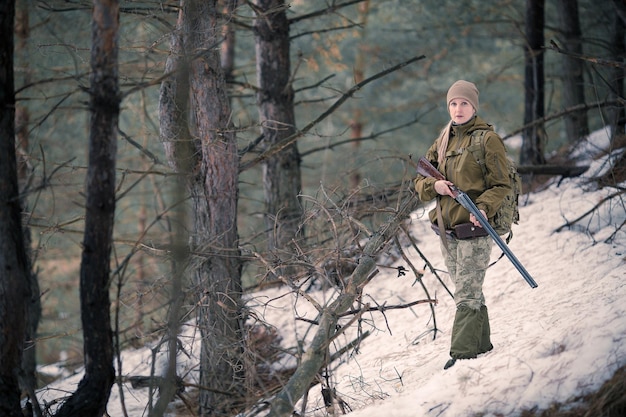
[479,305,493,355]
[449,306,483,360]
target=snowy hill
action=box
[37,128,626,416]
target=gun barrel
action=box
[455,192,538,288]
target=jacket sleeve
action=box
[475,132,511,217]
[414,141,440,203]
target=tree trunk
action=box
[15,2,42,415]
[186,0,244,409]
[609,1,625,138]
[55,0,119,415]
[220,0,237,83]
[0,1,32,415]
[556,0,589,142]
[350,0,371,190]
[154,10,195,417]
[254,0,303,260]
[595,1,626,186]
[521,0,546,166]
[160,1,244,415]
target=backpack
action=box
[468,129,521,239]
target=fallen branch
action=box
[516,164,589,178]
[338,298,437,317]
[555,188,626,233]
[263,195,419,417]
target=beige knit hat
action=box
[446,80,479,112]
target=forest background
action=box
[2,0,624,416]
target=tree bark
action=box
[14,2,42,415]
[0,1,32,415]
[609,1,625,138]
[220,0,237,83]
[186,0,244,406]
[349,0,370,190]
[154,8,194,417]
[160,0,244,415]
[254,0,303,259]
[521,0,546,166]
[55,0,119,415]
[556,0,589,142]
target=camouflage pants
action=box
[440,235,492,310]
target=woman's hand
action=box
[434,180,456,197]
[469,210,487,227]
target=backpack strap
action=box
[468,129,515,247]
[469,129,489,180]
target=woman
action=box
[414,80,511,370]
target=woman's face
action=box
[448,98,475,125]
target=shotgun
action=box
[416,157,538,289]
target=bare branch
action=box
[300,108,437,158]
[548,39,626,69]
[555,188,626,233]
[400,224,453,299]
[338,298,437,317]
[240,55,426,172]
[502,100,623,141]
[264,193,423,417]
[288,0,368,25]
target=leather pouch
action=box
[453,222,488,240]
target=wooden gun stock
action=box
[416,157,446,181]
[417,157,461,198]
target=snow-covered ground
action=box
[37,128,626,416]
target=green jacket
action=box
[414,116,511,230]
